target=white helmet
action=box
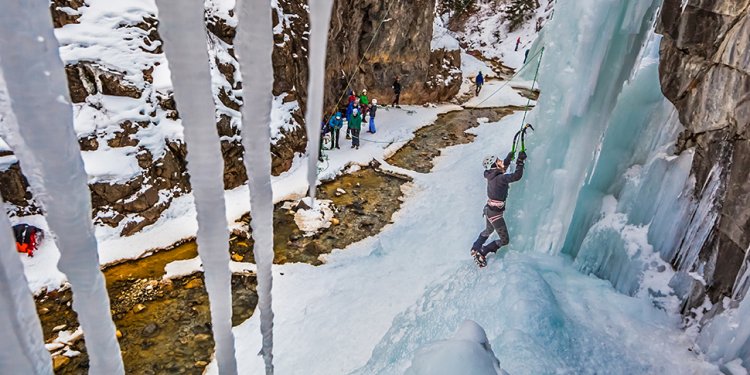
[482,155,498,170]
[372,99,377,105]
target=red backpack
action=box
[13,224,43,257]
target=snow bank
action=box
[405,320,508,375]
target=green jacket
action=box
[349,113,363,130]
[359,95,370,106]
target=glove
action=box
[518,151,527,161]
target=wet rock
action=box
[184,278,203,290]
[52,355,71,371]
[52,324,67,332]
[133,303,146,313]
[141,322,159,338]
[194,333,211,343]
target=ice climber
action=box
[329,112,343,149]
[470,150,526,267]
[475,71,484,96]
[349,107,362,149]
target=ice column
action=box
[0,198,52,374]
[0,3,124,373]
[154,0,238,373]
[304,0,334,200]
[235,0,276,373]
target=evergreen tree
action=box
[504,0,540,32]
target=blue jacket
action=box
[329,113,344,129]
[476,73,484,85]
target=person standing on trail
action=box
[329,112,343,149]
[360,89,370,117]
[524,49,530,64]
[475,71,484,96]
[515,36,521,51]
[348,89,357,105]
[392,75,402,107]
[470,150,526,267]
[368,99,378,133]
[349,108,363,149]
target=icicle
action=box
[235,0,276,373]
[154,0,237,373]
[304,0,335,201]
[0,197,52,374]
[0,3,124,374]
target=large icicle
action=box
[235,0,276,373]
[0,197,52,374]
[0,3,124,373]
[154,0,238,373]
[304,0,334,200]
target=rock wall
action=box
[658,0,750,313]
[324,0,461,112]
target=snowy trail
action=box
[211,110,717,374]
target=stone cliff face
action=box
[658,0,750,314]
[0,0,459,238]
[325,0,461,112]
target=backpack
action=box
[13,224,43,257]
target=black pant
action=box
[475,84,483,96]
[392,92,400,107]
[473,206,509,255]
[351,128,360,147]
[332,128,340,148]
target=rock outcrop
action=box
[325,0,461,111]
[658,0,750,313]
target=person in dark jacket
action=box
[349,108,363,149]
[470,151,526,267]
[392,76,402,107]
[367,99,378,133]
[328,112,343,149]
[475,72,484,96]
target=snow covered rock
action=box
[405,320,508,375]
[293,198,335,235]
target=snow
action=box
[453,0,553,69]
[208,109,718,375]
[404,320,507,375]
[293,198,334,235]
[155,0,237,372]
